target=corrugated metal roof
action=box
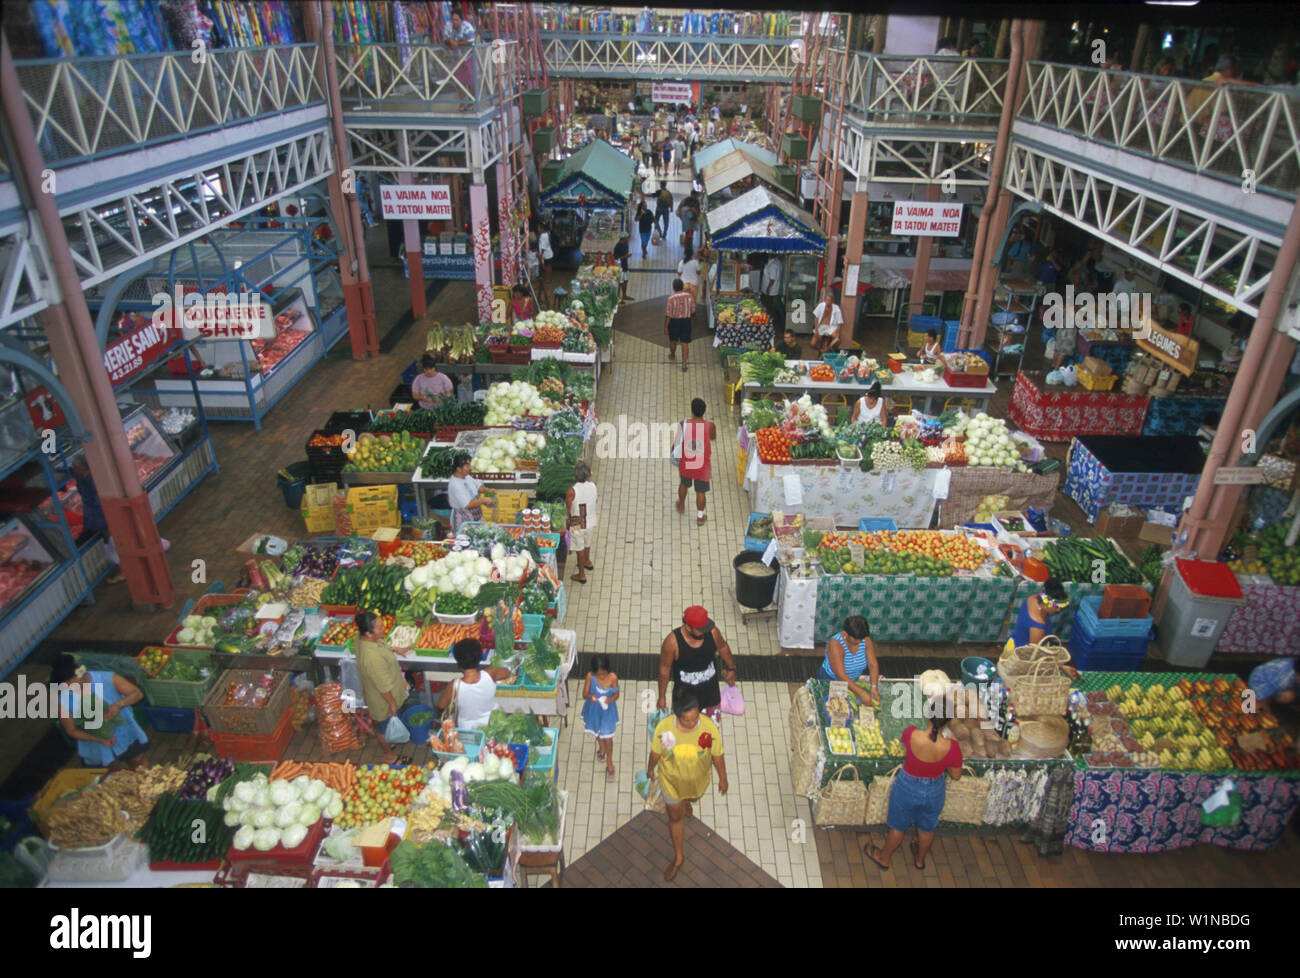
[544,139,636,201]
[705,186,826,255]
[700,150,783,198]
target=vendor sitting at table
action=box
[1247,657,1298,709]
[809,288,845,353]
[851,381,888,427]
[772,328,803,360]
[920,329,943,363]
[818,615,880,706]
[412,354,453,411]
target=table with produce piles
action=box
[742,363,998,416]
[1009,371,1151,442]
[797,679,1074,838]
[710,292,774,349]
[1063,434,1204,523]
[1066,673,1300,853]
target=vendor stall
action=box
[1215,576,1300,657]
[538,140,637,261]
[744,449,941,528]
[705,186,826,346]
[1141,390,1229,438]
[1066,672,1300,853]
[692,138,781,172]
[742,360,998,416]
[1064,434,1203,523]
[1009,371,1150,442]
[698,149,788,210]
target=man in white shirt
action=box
[761,255,783,297]
[810,288,845,352]
[1112,266,1136,328]
[760,254,785,333]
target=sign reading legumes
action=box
[890,201,964,237]
[380,184,453,220]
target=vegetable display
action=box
[283,542,341,579]
[465,773,560,845]
[179,756,236,801]
[389,839,487,888]
[471,430,545,474]
[944,413,1029,472]
[418,446,459,480]
[738,351,788,387]
[1040,536,1144,584]
[482,708,550,747]
[46,766,186,848]
[335,764,430,828]
[225,772,338,852]
[137,793,235,865]
[484,382,556,426]
[320,564,411,615]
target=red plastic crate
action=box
[149,857,222,872]
[1099,584,1152,620]
[209,706,293,761]
[943,367,988,389]
[225,817,325,867]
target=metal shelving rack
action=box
[985,280,1038,377]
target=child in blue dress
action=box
[580,654,620,779]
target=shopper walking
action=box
[613,232,632,302]
[673,134,687,175]
[581,654,620,779]
[677,244,701,296]
[865,700,963,872]
[646,692,728,881]
[636,202,655,259]
[354,611,410,764]
[664,278,697,369]
[655,184,674,238]
[641,131,655,168]
[657,605,737,721]
[538,221,554,296]
[673,398,716,523]
[677,195,700,250]
[661,138,673,178]
[565,461,597,583]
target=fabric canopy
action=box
[540,139,637,209]
[700,150,785,199]
[704,186,826,255]
[692,138,780,173]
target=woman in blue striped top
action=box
[818,616,880,706]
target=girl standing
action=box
[580,654,620,778]
[566,461,597,583]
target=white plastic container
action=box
[46,833,147,883]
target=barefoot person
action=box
[565,461,597,583]
[646,692,727,881]
[673,398,715,524]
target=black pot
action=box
[733,551,778,611]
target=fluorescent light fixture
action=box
[1145,1,1199,6]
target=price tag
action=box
[848,543,865,565]
[828,681,849,700]
[783,474,804,507]
[761,539,778,566]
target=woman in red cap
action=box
[657,606,737,723]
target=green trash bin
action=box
[276,461,312,510]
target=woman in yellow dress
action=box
[646,693,728,881]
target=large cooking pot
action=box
[733,551,778,611]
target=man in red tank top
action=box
[675,398,716,526]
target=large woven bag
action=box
[998,635,1069,688]
[939,768,990,825]
[789,687,817,744]
[813,764,867,826]
[864,765,902,824]
[790,725,822,797]
[1010,657,1072,718]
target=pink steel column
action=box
[470,183,494,323]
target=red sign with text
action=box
[104,318,171,386]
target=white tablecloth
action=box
[777,566,819,649]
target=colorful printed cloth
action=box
[1009,371,1149,443]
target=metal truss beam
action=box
[1005,140,1280,315]
[344,118,502,180]
[540,33,797,81]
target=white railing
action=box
[541,33,797,80]
[333,42,508,109]
[845,53,1007,125]
[1021,62,1300,198]
[13,44,324,165]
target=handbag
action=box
[383,715,411,745]
[652,230,663,245]
[939,768,990,825]
[720,683,745,716]
[813,764,867,826]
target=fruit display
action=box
[1039,536,1144,584]
[336,764,432,828]
[1227,524,1300,586]
[308,432,348,448]
[854,717,887,757]
[318,619,358,647]
[755,426,792,463]
[344,432,427,472]
[826,727,855,755]
[808,363,836,382]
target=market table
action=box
[940,466,1062,529]
[1214,576,1300,657]
[1008,370,1150,442]
[1140,391,1228,438]
[798,680,1075,843]
[742,367,997,416]
[1063,434,1203,523]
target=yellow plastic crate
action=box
[906,329,925,349]
[736,445,748,487]
[1077,368,1118,392]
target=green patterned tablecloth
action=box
[812,572,1021,644]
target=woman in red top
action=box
[674,398,715,526]
[1174,302,1195,336]
[866,703,963,872]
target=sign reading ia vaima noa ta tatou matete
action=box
[380,184,453,220]
[891,201,964,237]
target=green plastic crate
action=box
[135,647,218,709]
[532,127,557,156]
[781,133,808,161]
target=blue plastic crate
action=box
[505,744,530,773]
[1025,507,1047,533]
[909,314,943,331]
[745,513,773,552]
[143,705,196,734]
[549,584,567,625]
[1066,638,1148,672]
[521,613,546,642]
[1068,625,1151,656]
[431,729,486,762]
[858,518,898,532]
[962,523,996,533]
[942,321,961,352]
[1076,596,1154,639]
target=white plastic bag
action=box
[383,715,411,745]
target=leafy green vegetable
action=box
[738,351,788,386]
[389,840,487,888]
[466,773,558,844]
[483,708,548,747]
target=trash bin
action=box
[1157,559,1246,668]
[276,461,312,510]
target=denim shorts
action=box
[886,770,946,832]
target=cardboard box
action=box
[302,483,338,534]
[1081,355,1112,377]
[1138,521,1174,546]
[1095,508,1145,538]
[347,485,399,535]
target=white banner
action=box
[890,201,964,237]
[652,82,693,105]
[380,183,453,220]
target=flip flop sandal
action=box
[864,843,892,871]
[607,767,616,780]
[681,365,688,372]
[583,563,594,570]
[570,574,587,583]
[910,840,926,870]
[697,515,707,525]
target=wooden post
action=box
[907,183,943,321]
[841,191,869,344]
[995,20,1011,59]
[1131,24,1150,73]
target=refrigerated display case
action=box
[0,517,59,615]
[122,407,179,490]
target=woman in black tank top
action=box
[670,625,721,712]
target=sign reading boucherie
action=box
[1136,319,1199,376]
[104,319,171,386]
[891,201,963,237]
[652,82,693,104]
[380,183,453,220]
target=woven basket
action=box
[1009,657,1073,718]
[1018,715,1070,759]
[813,764,866,826]
[939,768,989,824]
[998,635,1069,686]
[790,731,821,797]
[864,765,902,824]
[789,687,817,744]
